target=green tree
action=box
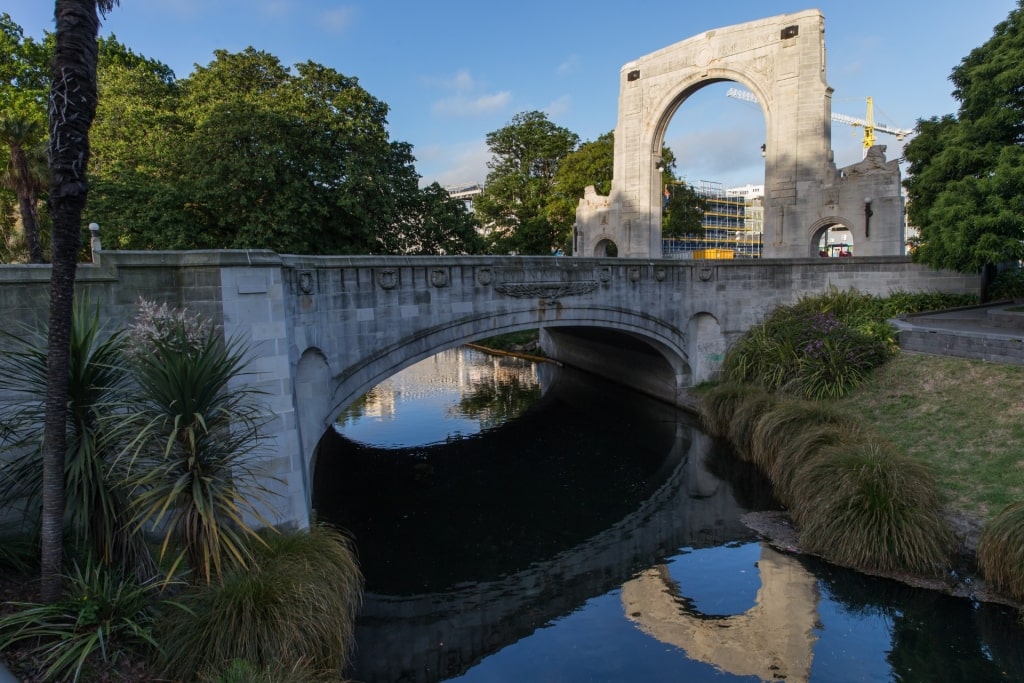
[87,42,182,250]
[0,14,51,263]
[903,2,1024,276]
[474,111,580,254]
[42,0,119,603]
[0,115,48,263]
[545,131,615,245]
[547,130,680,254]
[379,181,484,255]
[663,181,708,237]
[86,48,433,255]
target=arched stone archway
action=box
[808,216,853,257]
[574,10,904,259]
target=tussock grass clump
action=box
[749,400,855,474]
[727,390,778,461]
[157,524,364,682]
[698,381,752,439]
[769,422,865,510]
[977,502,1024,602]
[198,658,325,683]
[792,440,953,576]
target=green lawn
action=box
[837,352,1024,520]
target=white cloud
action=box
[320,6,356,34]
[545,95,571,119]
[557,55,581,76]
[446,69,477,91]
[422,69,478,91]
[425,69,510,118]
[419,141,491,187]
[433,91,511,117]
[260,1,291,18]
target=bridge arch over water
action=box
[0,250,976,528]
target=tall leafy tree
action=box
[87,48,435,255]
[0,14,51,263]
[547,131,681,253]
[903,1,1024,276]
[41,0,119,603]
[379,181,484,255]
[0,115,48,262]
[87,42,182,249]
[664,181,708,237]
[546,131,614,249]
[474,111,580,254]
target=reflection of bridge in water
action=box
[348,423,757,682]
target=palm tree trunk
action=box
[41,0,104,603]
[11,142,43,263]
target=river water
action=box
[313,348,1023,683]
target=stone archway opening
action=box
[659,81,767,259]
[811,222,855,258]
[594,238,619,257]
[573,10,905,259]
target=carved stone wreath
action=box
[493,281,598,299]
[298,271,314,294]
[376,268,398,290]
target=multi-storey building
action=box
[662,180,764,259]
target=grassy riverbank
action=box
[837,352,1024,522]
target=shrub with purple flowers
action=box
[724,291,894,399]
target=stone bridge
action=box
[0,251,977,528]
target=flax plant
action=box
[0,298,153,580]
[115,302,277,586]
[0,559,162,683]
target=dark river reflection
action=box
[313,348,1023,683]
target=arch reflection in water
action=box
[622,544,819,682]
[318,347,1024,683]
[314,349,766,682]
[346,428,756,682]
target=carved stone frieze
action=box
[493,281,598,299]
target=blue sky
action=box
[6,1,1019,189]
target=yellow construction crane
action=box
[725,87,913,152]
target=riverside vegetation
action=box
[699,284,1024,606]
[0,299,363,682]
[2,286,1022,681]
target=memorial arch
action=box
[575,9,905,259]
